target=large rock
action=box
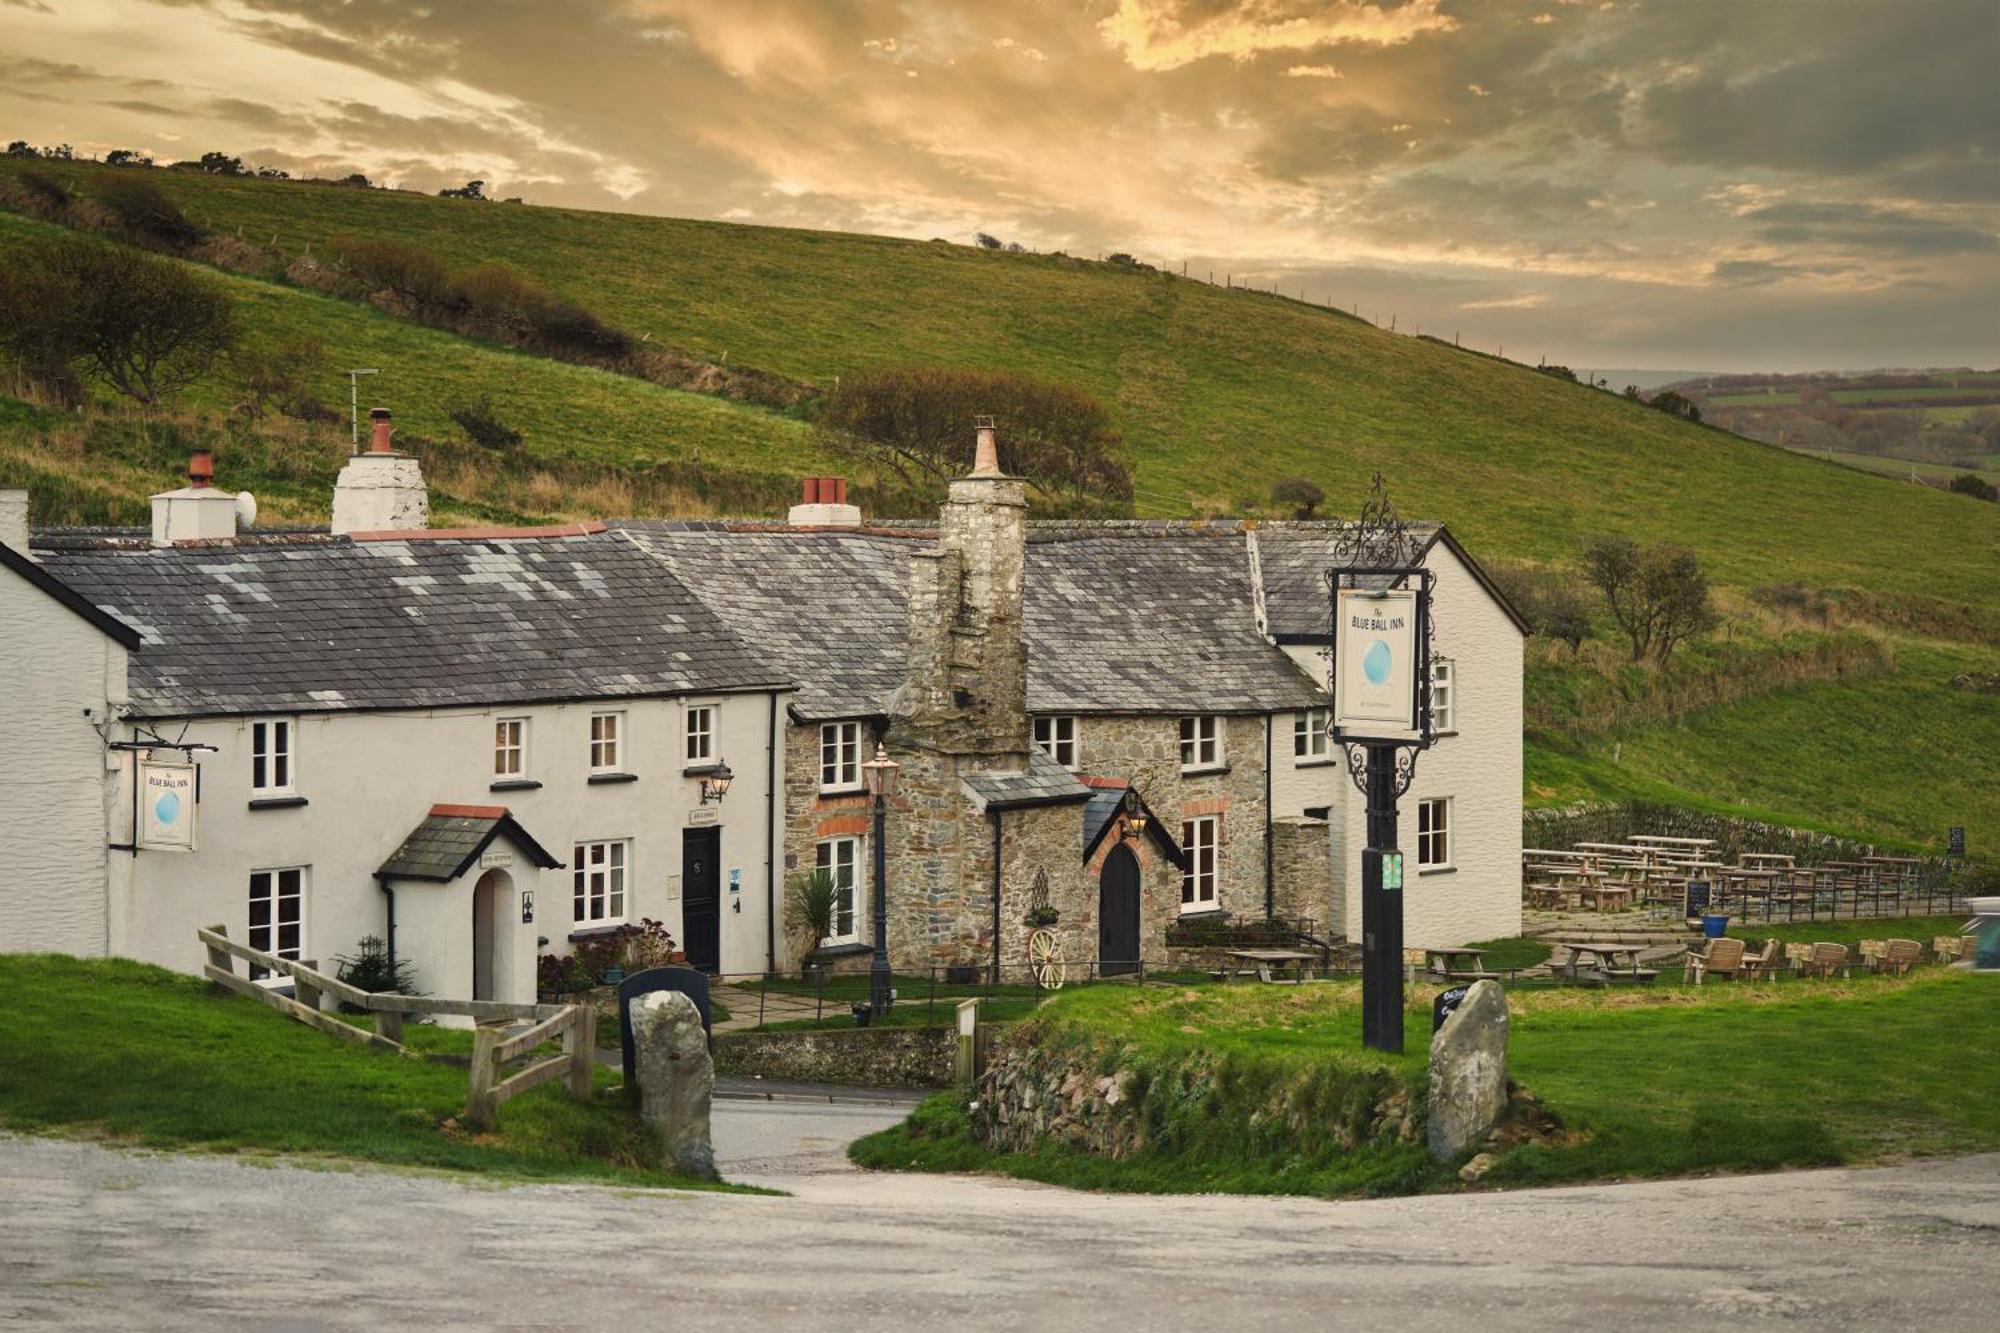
[633,990,716,1180]
[1427,979,1509,1161]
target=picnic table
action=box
[1741,853,1796,867]
[1219,949,1318,984]
[1632,835,1718,848]
[1548,940,1658,984]
[1424,946,1501,981]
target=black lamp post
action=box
[862,743,900,1018]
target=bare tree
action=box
[1582,535,1716,664]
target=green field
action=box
[1775,443,2000,487]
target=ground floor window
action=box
[1181,816,1218,910]
[573,839,629,923]
[816,836,861,943]
[248,866,304,980]
[1417,797,1451,868]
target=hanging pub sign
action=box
[1333,585,1424,739]
[138,760,197,851]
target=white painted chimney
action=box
[787,475,862,527]
[150,448,241,546]
[0,489,29,560]
[331,407,429,536]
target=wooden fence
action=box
[198,925,596,1131]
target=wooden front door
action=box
[681,827,722,973]
[1099,843,1141,977]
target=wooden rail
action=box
[198,925,595,1131]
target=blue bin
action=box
[1701,914,1730,939]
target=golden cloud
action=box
[1098,0,1459,73]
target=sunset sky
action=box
[3,0,1994,372]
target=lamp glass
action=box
[861,743,899,798]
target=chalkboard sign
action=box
[1433,986,1471,1034]
[1949,826,1966,858]
[618,965,712,1094]
[1684,878,1712,920]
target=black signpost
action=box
[1326,476,1437,1055]
[1949,826,1966,860]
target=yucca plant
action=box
[790,868,838,973]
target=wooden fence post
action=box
[203,925,233,980]
[954,998,981,1088]
[374,1008,404,1045]
[567,1005,596,1101]
[294,960,321,1012]
[466,1025,501,1132]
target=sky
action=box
[3,0,1996,374]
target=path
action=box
[3,1126,1995,1330]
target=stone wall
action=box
[1270,815,1335,929]
[712,1025,955,1088]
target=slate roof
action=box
[618,520,1325,718]
[376,803,563,882]
[959,749,1093,810]
[1078,779,1189,870]
[37,529,791,718]
[1252,521,1441,642]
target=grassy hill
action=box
[1,158,1994,848]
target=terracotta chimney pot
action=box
[188,446,214,489]
[971,416,1002,477]
[369,407,394,454]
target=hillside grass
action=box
[0,954,752,1190]
[853,969,2000,1196]
[3,159,1994,610]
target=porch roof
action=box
[376,803,563,882]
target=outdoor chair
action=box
[1931,936,1966,964]
[1783,941,1816,972]
[1740,938,1783,979]
[1686,936,1746,985]
[1879,939,1923,976]
[1806,942,1849,978]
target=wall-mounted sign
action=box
[480,849,514,869]
[1949,826,1966,858]
[138,761,196,851]
[1333,586,1420,736]
[666,873,683,901]
[1380,849,1404,892]
[520,890,535,925]
[687,806,719,827]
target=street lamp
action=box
[861,743,900,1018]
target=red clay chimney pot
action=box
[802,477,821,504]
[369,407,394,454]
[188,447,214,489]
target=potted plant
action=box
[1024,904,1060,928]
[791,867,838,983]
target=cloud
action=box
[1098,0,1458,73]
[1284,64,1343,79]
[1460,293,1547,309]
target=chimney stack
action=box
[331,406,429,535]
[787,474,860,527]
[150,447,242,546]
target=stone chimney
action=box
[0,489,29,559]
[331,407,429,535]
[150,447,241,546]
[891,417,1029,760]
[787,475,861,527]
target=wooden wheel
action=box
[1028,929,1066,991]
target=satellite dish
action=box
[234,491,258,529]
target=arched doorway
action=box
[1098,843,1141,977]
[472,868,511,1001]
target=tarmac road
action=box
[3,1104,1996,1331]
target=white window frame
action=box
[820,721,862,793]
[494,716,528,779]
[685,703,716,766]
[1033,715,1078,770]
[1178,716,1223,772]
[1293,707,1331,761]
[1430,659,1456,735]
[573,839,630,924]
[247,865,306,980]
[589,710,624,775]
[816,836,862,944]
[250,718,295,795]
[1418,797,1452,871]
[1180,816,1218,911]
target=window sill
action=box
[567,922,629,941]
[247,795,307,810]
[818,785,866,798]
[587,772,638,785]
[811,941,873,959]
[1418,864,1457,877]
[489,778,542,792]
[1177,906,1226,921]
[1292,757,1339,769]
[1432,729,1459,739]
[1179,764,1231,778]
[683,763,725,777]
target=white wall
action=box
[1287,542,1524,948]
[109,690,786,997]
[0,567,126,953]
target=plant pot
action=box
[600,965,626,985]
[802,962,829,986]
[1701,914,1730,939]
[669,950,686,964]
[944,964,982,986]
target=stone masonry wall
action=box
[713,1025,954,1089]
[1270,815,1335,929]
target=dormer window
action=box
[251,719,294,795]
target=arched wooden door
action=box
[1098,843,1141,977]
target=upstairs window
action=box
[1418,797,1452,869]
[1293,707,1331,760]
[1178,716,1222,772]
[1033,715,1078,769]
[251,719,293,795]
[685,705,715,765]
[1181,816,1218,910]
[820,721,861,792]
[1430,660,1455,734]
[494,717,528,778]
[589,711,624,774]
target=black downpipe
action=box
[764,692,779,977]
[1263,714,1275,919]
[376,874,397,978]
[989,808,1004,984]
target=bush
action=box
[11,169,71,214]
[227,335,325,420]
[1948,472,1997,502]
[1581,535,1716,664]
[450,395,524,450]
[94,176,203,250]
[1492,562,1595,649]
[328,234,456,307]
[1269,476,1324,518]
[333,935,420,998]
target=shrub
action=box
[227,335,326,421]
[974,232,1002,249]
[1581,535,1716,664]
[11,169,71,214]
[790,868,838,970]
[449,395,524,450]
[333,935,420,997]
[328,234,456,307]
[1948,472,1997,502]
[94,176,203,249]
[1269,476,1324,518]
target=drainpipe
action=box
[764,692,779,977]
[989,808,1004,984]
[1264,714,1275,919]
[376,873,397,978]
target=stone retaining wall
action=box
[712,1025,955,1088]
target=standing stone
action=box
[633,990,716,1180]
[1427,978,1509,1161]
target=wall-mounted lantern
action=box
[1121,787,1147,840]
[698,760,734,805]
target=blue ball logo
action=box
[1363,639,1393,685]
[154,790,181,825]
